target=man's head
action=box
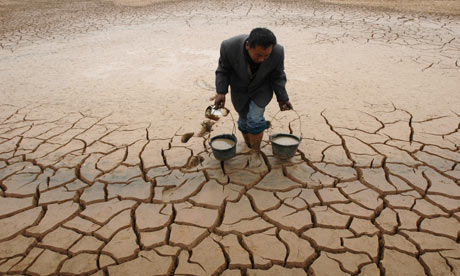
[245,28,277,64]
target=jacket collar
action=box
[238,36,250,83]
[239,36,272,86]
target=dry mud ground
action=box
[0,0,460,275]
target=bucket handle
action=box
[228,108,237,135]
[268,109,303,139]
[214,105,237,136]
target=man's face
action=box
[245,41,273,64]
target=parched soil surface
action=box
[0,0,459,275]
[317,0,460,15]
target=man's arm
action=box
[215,42,231,109]
[270,46,293,111]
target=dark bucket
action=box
[210,134,237,161]
[269,133,301,159]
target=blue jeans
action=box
[238,101,266,134]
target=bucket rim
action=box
[269,133,301,146]
[209,134,237,150]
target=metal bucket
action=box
[210,134,237,161]
[207,106,238,161]
[269,110,303,159]
[269,133,301,159]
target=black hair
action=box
[247,28,277,49]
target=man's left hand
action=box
[278,101,293,111]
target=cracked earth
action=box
[1,0,460,275]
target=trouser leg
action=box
[246,101,266,151]
[237,104,251,147]
[238,101,266,150]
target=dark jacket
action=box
[215,34,289,112]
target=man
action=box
[214,28,293,152]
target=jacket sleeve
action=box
[215,42,231,94]
[270,46,289,102]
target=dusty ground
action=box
[1,0,460,275]
[318,0,460,15]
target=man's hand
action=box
[214,93,226,109]
[278,101,293,111]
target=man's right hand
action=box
[278,100,293,111]
[214,93,226,109]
